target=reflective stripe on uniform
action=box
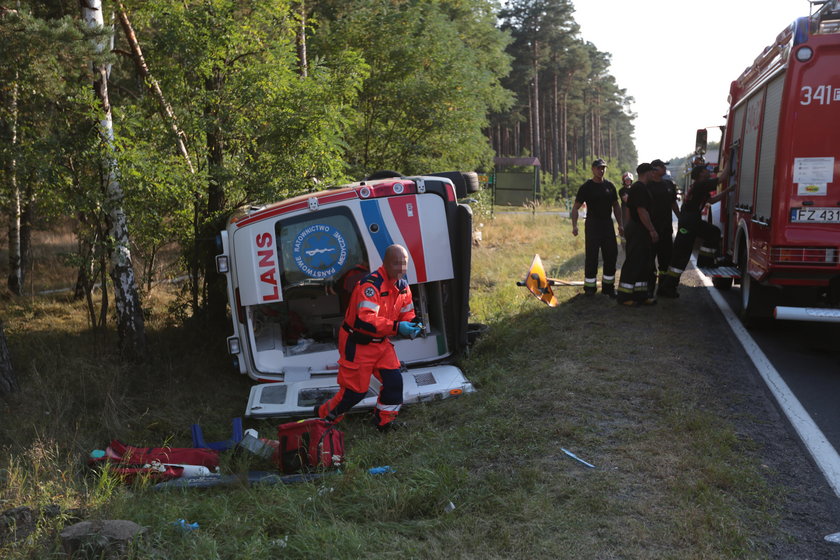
[633,282,648,292]
[699,246,715,255]
[667,266,683,275]
[400,303,414,313]
[584,277,597,288]
[602,275,615,285]
[375,402,401,412]
[358,300,380,312]
[618,283,634,294]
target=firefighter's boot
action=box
[601,276,616,297]
[696,246,717,268]
[657,273,680,298]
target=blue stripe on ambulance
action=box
[360,200,394,260]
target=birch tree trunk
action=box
[82,0,146,361]
[115,1,195,174]
[4,79,22,295]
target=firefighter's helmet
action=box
[621,172,634,184]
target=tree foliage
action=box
[493,0,637,194]
[0,0,637,342]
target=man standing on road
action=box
[648,159,681,296]
[617,163,659,306]
[571,158,624,297]
[315,244,422,431]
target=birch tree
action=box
[81,0,146,360]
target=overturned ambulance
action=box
[215,172,478,418]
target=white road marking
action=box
[694,261,840,498]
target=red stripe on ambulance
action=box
[388,196,427,283]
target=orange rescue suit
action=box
[318,266,415,426]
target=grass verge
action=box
[0,211,785,559]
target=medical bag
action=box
[275,418,344,473]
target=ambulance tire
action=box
[738,246,772,328]
[712,277,733,290]
[462,172,480,194]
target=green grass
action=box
[0,212,782,559]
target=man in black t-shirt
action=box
[571,159,624,296]
[616,163,659,306]
[647,159,681,295]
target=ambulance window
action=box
[275,209,369,288]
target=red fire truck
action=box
[709,1,840,324]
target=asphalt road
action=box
[719,287,840,454]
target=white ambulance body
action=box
[215,173,477,418]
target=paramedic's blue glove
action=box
[398,321,422,339]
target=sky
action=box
[572,0,811,165]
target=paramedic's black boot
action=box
[372,410,405,433]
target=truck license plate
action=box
[791,207,840,223]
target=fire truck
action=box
[214,172,479,417]
[707,0,840,324]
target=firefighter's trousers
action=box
[617,221,653,303]
[658,219,721,296]
[583,218,618,294]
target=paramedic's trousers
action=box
[617,221,652,303]
[583,217,617,294]
[318,329,403,426]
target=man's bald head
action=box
[383,244,409,281]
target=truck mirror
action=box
[695,129,708,154]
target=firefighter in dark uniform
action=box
[617,163,659,306]
[571,158,624,296]
[648,159,681,296]
[658,163,734,298]
[315,244,422,431]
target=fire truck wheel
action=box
[712,277,733,290]
[738,248,773,327]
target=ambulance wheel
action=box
[738,248,772,327]
[712,277,733,290]
[462,172,480,193]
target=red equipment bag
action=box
[88,440,220,483]
[275,419,344,474]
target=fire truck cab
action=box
[710,1,840,324]
[215,172,478,417]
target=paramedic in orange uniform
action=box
[316,244,422,431]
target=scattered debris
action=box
[368,466,396,475]
[444,501,456,514]
[561,447,596,469]
[171,519,199,532]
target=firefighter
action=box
[648,159,681,296]
[618,172,634,251]
[315,244,422,431]
[616,163,659,306]
[658,164,734,298]
[571,158,624,296]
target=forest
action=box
[0,0,636,361]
